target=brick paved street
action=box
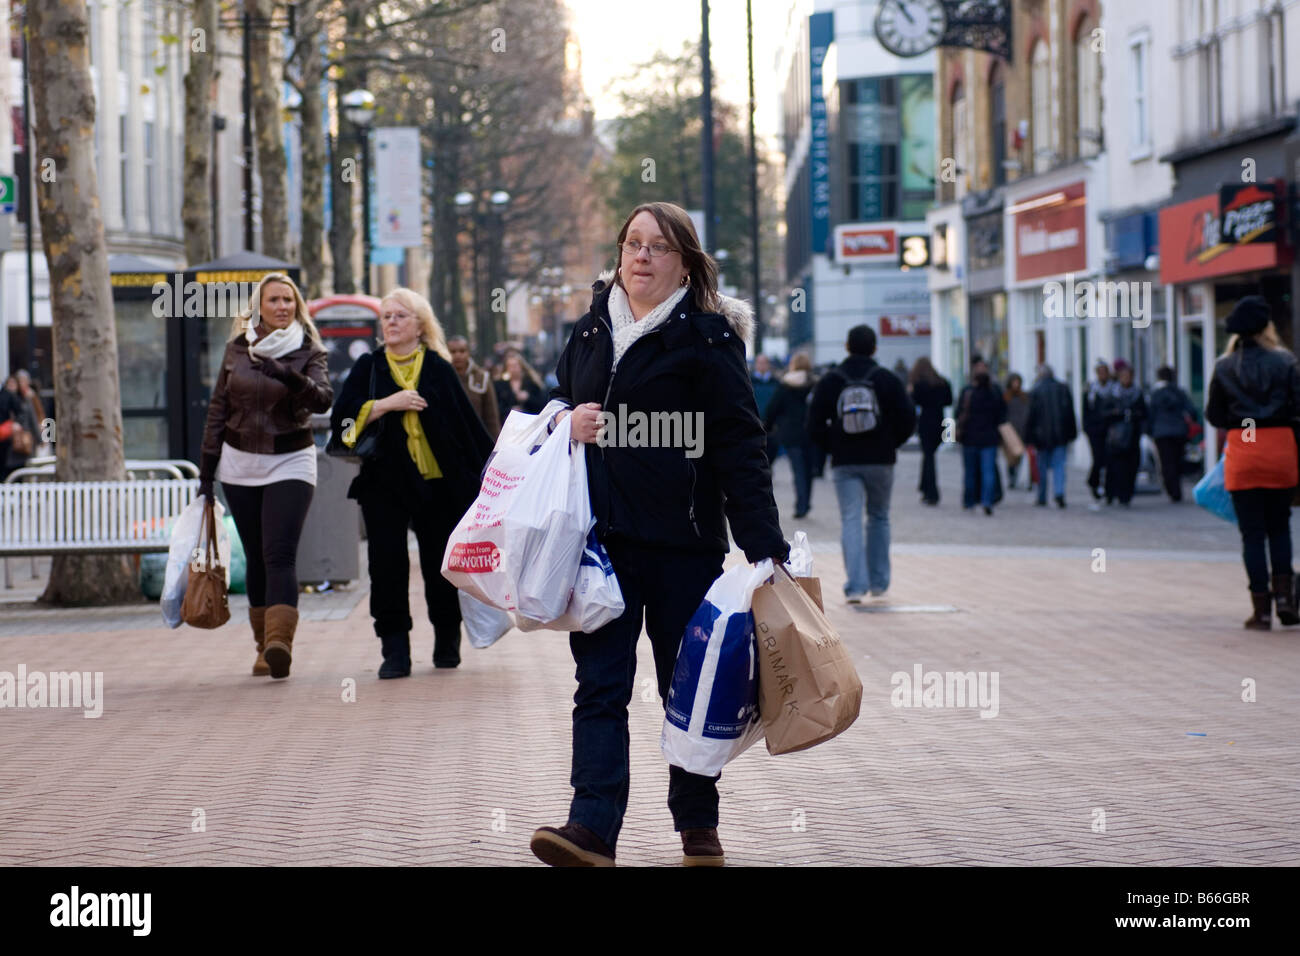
[2,453,1298,866]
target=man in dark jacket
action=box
[807,324,916,601]
[1148,365,1197,502]
[1024,363,1078,508]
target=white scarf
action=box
[246,319,305,360]
[609,282,689,369]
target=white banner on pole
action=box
[373,127,423,248]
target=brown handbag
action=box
[11,423,33,456]
[181,499,231,629]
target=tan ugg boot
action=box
[263,605,299,679]
[250,606,270,676]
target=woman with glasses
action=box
[529,201,789,868]
[330,289,494,677]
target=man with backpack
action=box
[807,325,916,602]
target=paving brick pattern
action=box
[1,455,1297,866]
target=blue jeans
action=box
[785,442,815,515]
[832,464,894,595]
[568,542,725,850]
[1036,445,1068,504]
[962,445,998,508]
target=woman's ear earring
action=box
[680,274,689,286]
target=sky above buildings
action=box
[563,0,786,140]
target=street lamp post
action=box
[343,89,376,295]
[455,189,511,351]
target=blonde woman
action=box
[1205,295,1300,629]
[329,288,494,677]
[199,272,333,679]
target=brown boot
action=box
[263,605,299,679]
[1272,574,1298,626]
[681,828,725,867]
[1245,592,1272,631]
[250,607,270,676]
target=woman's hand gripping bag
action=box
[660,560,771,777]
[442,401,590,623]
[513,524,624,634]
[161,494,231,628]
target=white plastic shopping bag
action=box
[514,524,625,634]
[442,401,590,622]
[660,559,772,776]
[161,494,231,628]
[785,530,814,577]
[459,590,514,649]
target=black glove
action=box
[198,476,214,500]
[256,356,299,386]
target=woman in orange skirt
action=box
[1205,295,1300,630]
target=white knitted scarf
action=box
[609,282,689,370]
[246,318,304,360]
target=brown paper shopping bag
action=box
[752,566,862,755]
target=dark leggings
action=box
[1230,488,1293,593]
[222,480,314,607]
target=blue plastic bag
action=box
[660,560,769,776]
[1194,457,1236,523]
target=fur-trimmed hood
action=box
[592,269,754,343]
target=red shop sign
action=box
[1158,188,1283,285]
[1013,182,1087,281]
[880,315,931,336]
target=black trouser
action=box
[567,541,725,851]
[1230,488,1293,593]
[222,480,314,608]
[359,477,463,649]
[1105,446,1140,504]
[918,435,940,503]
[1155,437,1186,501]
[1086,429,1107,494]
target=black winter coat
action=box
[763,371,815,448]
[552,274,788,565]
[910,377,953,447]
[1147,382,1197,439]
[1205,341,1300,430]
[1102,385,1147,452]
[956,382,1007,447]
[330,347,495,513]
[1025,377,1078,449]
[807,357,916,465]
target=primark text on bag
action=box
[752,564,862,755]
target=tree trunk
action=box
[327,1,365,294]
[298,8,325,298]
[182,0,216,265]
[249,0,288,259]
[28,0,138,606]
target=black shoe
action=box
[983,506,993,516]
[793,510,808,519]
[1056,496,1066,509]
[433,622,462,668]
[378,633,411,679]
[1034,499,1047,507]
[1091,487,1103,501]
[531,822,616,867]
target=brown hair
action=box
[909,356,940,387]
[788,352,813,373]
[614,202,719,313]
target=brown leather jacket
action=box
[200,335,333,478]
[457,360,501,438]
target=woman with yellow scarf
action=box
[331,289,495,677]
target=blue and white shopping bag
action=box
[660,560,771,776]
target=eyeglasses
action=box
[619,239,678,258]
